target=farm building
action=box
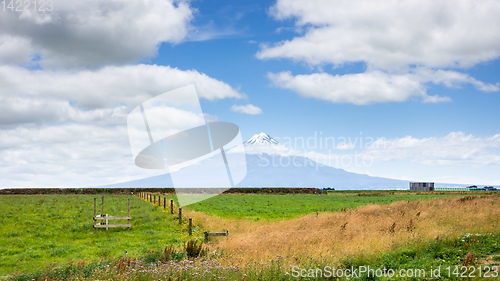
[409,182,435,191]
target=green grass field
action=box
[11,233,498,281]
[0,191,496,278]
[168,191,481,220]
[0,194,192,276]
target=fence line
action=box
[138,192,229,241]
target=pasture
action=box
[0,194,189,276]
[1,190,498,280]
[166,190,485,220]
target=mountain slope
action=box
[238,153,407,188]
[98,133,408,189]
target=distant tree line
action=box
[0,187,326,195]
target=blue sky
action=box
[157,0,500,138]
[1,0,500,187]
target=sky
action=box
[1,0,500,187]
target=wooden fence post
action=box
[188,218,192,236]
[154,195,156,205]
[94,198,97,233]
[204,231,208,243]
[170,200,173,214]
[163,197,166,209]
[179,208,182,224]
[127,199,130,231]
[101,197,104,218]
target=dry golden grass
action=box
[185,194,500,266]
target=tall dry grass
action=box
[185,194,499,266]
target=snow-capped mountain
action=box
[244,133,279,145]
[240,133,288,155]
[98,132,409,189]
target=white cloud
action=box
[260,0,500,70]
[0,35,34,65]
[0,0,193,68]
[260,0,500,105]
[414,68,500,92]
[241,132,500,184]
[268,70,433,105]
[0,1,254,187]
[268,69,499,105]
[230,104,263,115]
[0,123,168,187]
[0,95,118,126]
[0,64,243,126]
[0,64,245,187]
[336,143,355,150]
[363,132,500,167]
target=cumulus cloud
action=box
[0,123,169,187]
[0,64,245,187]
[414,68,500,92]
[0,95,118,126]
[230,104,263,115]
[289,132,500,169]
[0,0,193,68]
[363,132,500,167]
[268,71,426,105]
[259,0,500,69]
[268,68,499,105]
[259,0,500,105]
[0,35,34,65]
[0,1,254,187]
[0,64,243,126]
[242,131,500,183]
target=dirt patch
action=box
[482,254,500,266]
